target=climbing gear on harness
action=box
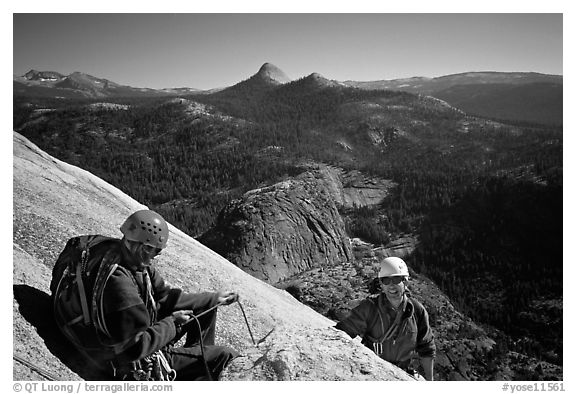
[120,210,169,249]
[368,295,407,354]
[111,350,176,381]
[139,351,176,381]
[378,256,409,278]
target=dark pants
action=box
[164,308,238,380]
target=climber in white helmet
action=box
[335,256,436,380]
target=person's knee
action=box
[217,346,239,363]
[207,346,238,370]
[227,347,240,360]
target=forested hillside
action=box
[14,79,562,369]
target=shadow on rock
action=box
[13,284,112,380]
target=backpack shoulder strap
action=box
[93,262,145,355]
[362,295,386,343]
[91,245,123,339]
[406,296,426,326]
[75,262,91,325]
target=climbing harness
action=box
[117,350,177,381]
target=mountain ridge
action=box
[14,65,562,95]
[14,64,562,125]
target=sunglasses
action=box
[379,276,406,285]
[141,244,162,257]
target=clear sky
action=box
[13,13,563,90]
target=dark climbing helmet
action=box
[120,210,169,249]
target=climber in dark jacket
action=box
[79,210,238,380]
[335,256,436,380]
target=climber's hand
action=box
[171,310,194,325]
[217,291,239,305]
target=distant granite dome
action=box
[198,169,354,284]
[301,72,343,88]
[255,63,291,84]
[24,70,64,81]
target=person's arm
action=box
[102,268,179,361]
[149,266,229,316]
[216,291,239,305]
[414,302,436,380]
[334,299,372,339]
[420,357,434,381]
[149,266,183,314]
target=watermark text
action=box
[13,382,173,393]
[502,383,565,393]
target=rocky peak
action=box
[302,72,343,88]
[24,69,64,81]
[51,72,119,96]
[254,62,291,84]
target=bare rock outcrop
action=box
[199,170,354,283]
[373,235,419,259]
[220,325,412,381]
[300,165,395,209]
[12,131,411,381]
[333,168,396,208]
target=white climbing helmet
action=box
[378,256,409,278]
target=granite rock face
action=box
[199,170,354,283]
[221,325,414,381]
